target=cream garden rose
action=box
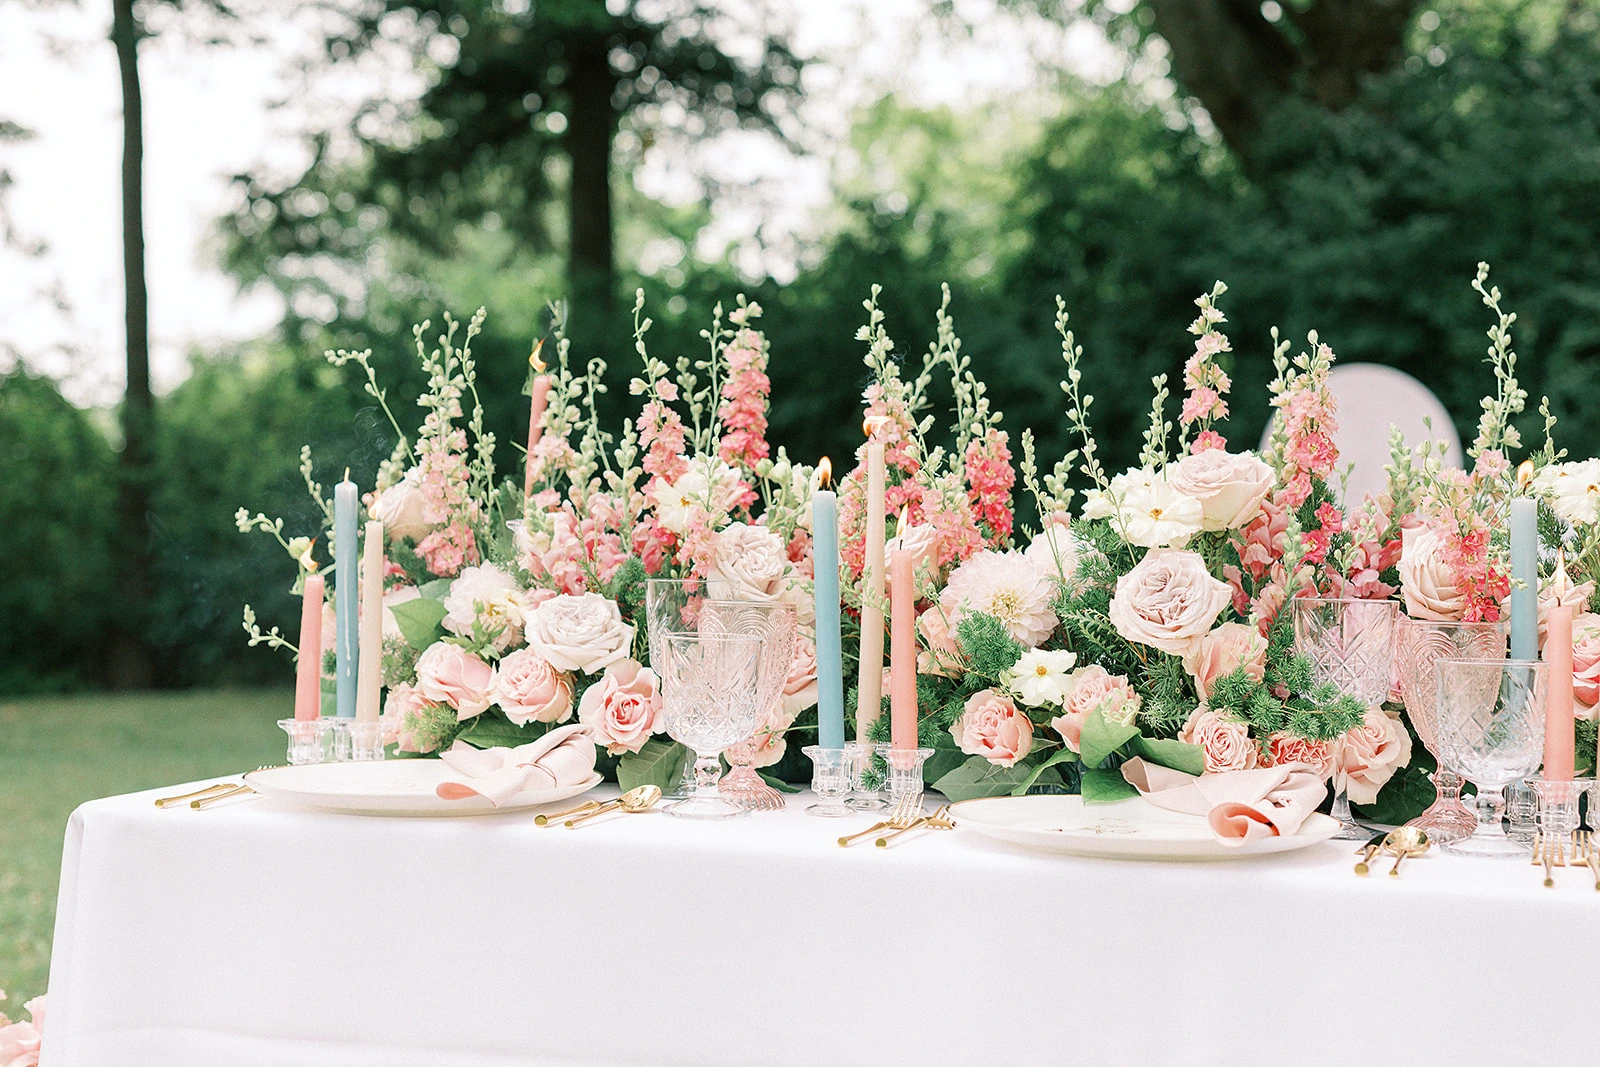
[1108,549,1232,657]
[1332,708,1413,805]
[950,689,1034,767]
[490,648,574,725]
[524,592,635,675]
[1398,525,1468,621]
[1182,621,1268,701]
[1049,666,1141,753]
[707,522,790,602]
[1168,450,1275,531]
[441,564,530,652]
[370,467,432,542]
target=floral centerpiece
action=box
[843,282,1416,806]
[239,295,820,791]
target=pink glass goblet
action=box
[1395,618,1507,845]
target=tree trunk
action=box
[111,0,156,688]
[564,25,617,338]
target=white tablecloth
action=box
[43,780,1600,1066]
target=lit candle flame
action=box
[895,507,910,539]
[529,338,547,374]
[818,457,832,488]
[1517,459,1536,490]
[863,415,889,438]
[1555,546,1570,588]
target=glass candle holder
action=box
[1505,778,1538,843]
[844,740,885,812]
[346,721,386,762]
[803,746,852,817]
[1531,777,1588,841]
[880,745,934,808]
[278,718,324,765]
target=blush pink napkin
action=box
[436,723,598,807]
[1119,757,1327,846]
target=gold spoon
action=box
[1353,831,1389,876]
[565,785,662,827]
[1384,826,1431,877]
[535,799,605,826]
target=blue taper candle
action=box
[1510,496,1538,662]
[812,460,845,750]
[334,474,360,718]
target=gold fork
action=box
[875,803,953,848]
[190,766,277,809]
[1543,834,1565,887]
[155,782,237,808]
[838,792,921,848]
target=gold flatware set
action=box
[535,784,662,827]
[1353,827,1429,877]
[837,793,955,849]
[154,769,274,810]
[1532,830,1600,889]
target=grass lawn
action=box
[0,689,290,1002]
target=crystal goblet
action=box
[644,578,709,800]
[699,600,797,812]
[1434,658,1547,857]
[1394,618,1506,844]
[1292,596,1398,840]
[657,632,766,820]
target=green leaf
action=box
[419,578,453,600]
[1078,706,1140,767]
[757,771,802,794]
[1352,763,1437,826]
[1080,766,1139,804]
[455,712,541,750]
[617,737,691,793]
[1009,746,1078,796]
[932,755,1048,801]
[1127,734,1204,777]
[391,597,448,650]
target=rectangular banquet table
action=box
[43,780,1600,1066]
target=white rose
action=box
[1108,548,1232,657]
[1398,525,1467,622]
[441,564,528,651]
[707,522,791,602]
[1004,648,1080,708]
[371,467,432,542]
[524,592,635,674]
[1168,450,1275,531]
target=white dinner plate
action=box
[242,761,603,817]
[950,794,1341,861]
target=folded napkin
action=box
[435,724,597,807]
[1119,758,1327,846]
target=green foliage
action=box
[616,736,691,793]
[456,712,547,750]
[931,754,1055,801]
[955,612,1023,682]
[0,372,118,691]
[1134,654,1195,735]
[1010,746,1079,796]
[1078,705,1140,767]
[390,597,448,650]
[406,701,466,754]
[1080,766,1139,804]
[1127,734,1205,776]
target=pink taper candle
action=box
[1544,604,1575,781]
[889,547,917,751]
[293,574,326,722]
[524,375,552,498]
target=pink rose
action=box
[1109,549,1232,657]
[1541,571,1597,648]
[746,725,789,769]
[1263,731,1334,779]
[1182,622,1268,701]
[0,993,45,1067]
[1177,708,1258,773]
[370,467,433,542]
[779,635,819,722]
[414,642,494,720]
[917,607,963,677]
[1398,525,1467,621]
[1168,450,1275,531]
[950,688,1034,766]
[577,659,664,755]
[1049,665,1141,753]
[1569,613,1600,712]
[1332,709,1413,805]
[707,521,792,602]
[491,648,575,725]
[380,683,438,753]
